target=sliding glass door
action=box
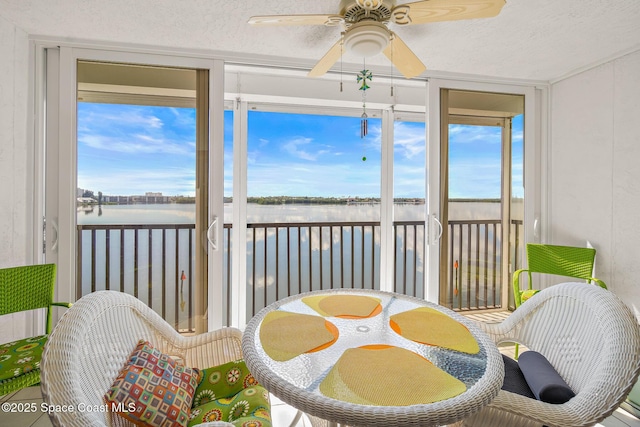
[43,48,225,331]
[426,81,535,309]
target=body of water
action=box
[77,201,514,224]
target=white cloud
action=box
[281,137,327,161]
[394,122,426,160]
[512,130,524,143]
[449,124,501,144]
[169,107,195,127]
[80,108,164,129]
[78,133,193,156]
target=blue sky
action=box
[77,103,197,196]
[77,103,523,199]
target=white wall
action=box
[0,15,31,341]
[549,49,640,319]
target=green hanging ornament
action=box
[357,69,372,91]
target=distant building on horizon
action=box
[102,193,171,204]
[78,188,172,205]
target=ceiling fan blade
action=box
[383,33,426,79]
[391,0,505,25]
[308,39,344,77]
[248,14,344,26]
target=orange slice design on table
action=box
[259,311,338,362]
[319,345,466,405]
[390,307,480,354]
[302,294,382,318]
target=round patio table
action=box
[242,289,504,427]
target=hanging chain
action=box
[340,32,344,92]
[390,33,394,97]
[357,61,373,139]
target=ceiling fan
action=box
[248,0,506,79]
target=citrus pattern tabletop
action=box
[248,290,493,408]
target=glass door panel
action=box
[245,109,381,320]
[510,114,525,309]
[439,89,525,311]
[222,107,234,326]
[75,61,209,333]
[393,116,426,298]
[445,119,504,310]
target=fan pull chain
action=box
[340,32,344,92]
[390,34,394,97]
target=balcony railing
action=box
[446,219,523,311]
[77,219,522,331]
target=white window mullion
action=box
[379,109,395,292]
[56,46,78,307]
[231,99,248,328]
[425,79,441,303]
[208,59,226,331]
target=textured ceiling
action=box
[1,0,639,81]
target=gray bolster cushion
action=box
[518,351,576,404]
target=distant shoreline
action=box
[78,195,513,206]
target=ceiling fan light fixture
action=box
[344,22,390,57]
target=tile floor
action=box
[1,382,638,427]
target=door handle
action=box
[51,218,59,252]
[430,214,443,245]
[207,216,218,251]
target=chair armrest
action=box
[473,302,533,346]
[512,268,531,307]
[51,302,73,308]
[177,327,244,369]
[481,390,578,426]
[588,277,607,289]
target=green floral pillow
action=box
[192,360,259,407]
[0,335,47,382]
[189,360,271,427]
[188,385,271,427]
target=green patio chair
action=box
[512,243,606,357]
[0,264,71,396]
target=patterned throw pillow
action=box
[104,340,201,427]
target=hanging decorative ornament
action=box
[390,34,395,97]
[357,67,372,139]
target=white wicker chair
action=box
[40,290,242,427]
[462,282,640,427]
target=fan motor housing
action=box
[343,21,391,57]
[340,0,396,25]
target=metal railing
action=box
[77,219,521,330]
[246,221,381,318]
[76,224,197,332]
[446,219,523,311]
